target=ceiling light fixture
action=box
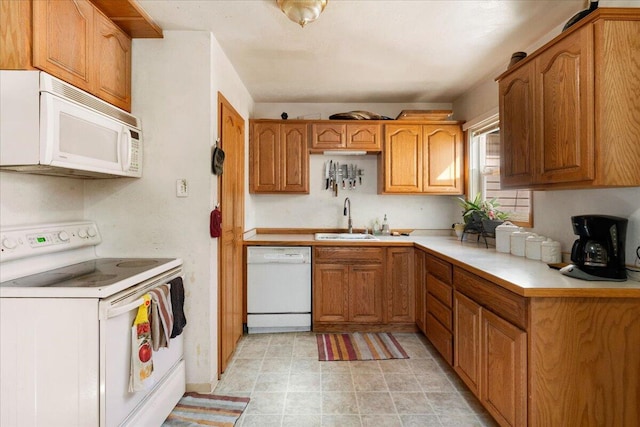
[277,0,327,28]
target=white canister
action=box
[541,239,562,264]
[510,228,532,257]
[495,221,519,253]
[525,234,545,260]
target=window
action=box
[466,114,532,227]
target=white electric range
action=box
[0,221,185,427]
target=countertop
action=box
[243,233,640,298]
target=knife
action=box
[325,161,330,190]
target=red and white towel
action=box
[148,284,173,350]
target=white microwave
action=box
[0,71,142,179]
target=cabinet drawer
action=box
[314,247,384,264]
[426,313,453,365]
[427,273,452,307]
[426,255,452,284]
[453,267,527,330]
[427,293,452,330]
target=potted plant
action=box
[457,193,509,235]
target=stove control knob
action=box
[87,228,97,238]
[2,237,17,250]
[78,229,88,238]
[57,231,70,242]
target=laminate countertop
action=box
[243,233,640,298]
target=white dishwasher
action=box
[247,246,311,333]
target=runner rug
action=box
[162,392,250,427]
[316,332,409,361]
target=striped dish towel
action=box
[149,284,173,350]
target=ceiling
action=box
[136,0,590,103]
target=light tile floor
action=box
[214,332,499,427]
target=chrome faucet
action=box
[343,197,352,233]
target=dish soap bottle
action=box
[381,214,391,235]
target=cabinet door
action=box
[535,26,594,184]
[93,11,131,111]
[383,124,423,193]
[384,248,415,323]
[347,124,381,151]
[454,291,481,396]
[33,0,94,91]
[414,250,427,333]
[311,123,345,149]
[422,124,463,194]
[348,264,383,323]
[250,122,280,193]
[280,124,309,193]
[499,63,535,187]
[481,309,527,427]
[313,264,349,322]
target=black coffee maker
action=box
[561,215,628,281]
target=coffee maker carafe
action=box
[560,215,628,281]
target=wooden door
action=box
[384,247,415,323]
[499,63,534,188]
[535,26,594,184]
[311,123,345,149]
[33,0,94,91]
[346,124,381,151]
[313,264,349,322]
[422,124,463,194]
[481,309,527,427]
[250,122,280,193]
[93,11,131,111]
[383,124,422,193]
[348,264,383,323]
[454,291,481,396]
[280,123,309,193]
[218,93,245,375]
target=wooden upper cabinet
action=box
[250,121,309,194]
[497,8,640,189]
[3,0,133,111]
[33,0,95,92]
[535,27,594,185]
[499,64,534,187]
[93,11,131,111]
[382,124,423,193]
[310,122,381,151]
[381,123,463,194]
[423,124,463,193]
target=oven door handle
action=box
[105,297,146,319]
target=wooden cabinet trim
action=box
[314,246,384,263]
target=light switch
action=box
[176,179,188,197]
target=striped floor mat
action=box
[316,332,409,361]
[162,392,249,427]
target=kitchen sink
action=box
[314,233,380,241]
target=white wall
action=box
[85,31,253,391]
[453,2,640,264]
[0,172,84,226]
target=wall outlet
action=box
[176,179,188,197]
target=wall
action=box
[84,31,253,391]
[247,102,461,232]
[453,2,640,265]
[0,172,84,226]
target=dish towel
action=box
[169,277,187,338]
[149,284,173,350]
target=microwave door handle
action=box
[122,128,133,171]
[104,296,145,320]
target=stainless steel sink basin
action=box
[314,233,380,241]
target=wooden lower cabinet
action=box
[454,290,526,427]
[313,247,383,327]
[385,247,415,323]
[424,254,454,365]
[414,249,426,333]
